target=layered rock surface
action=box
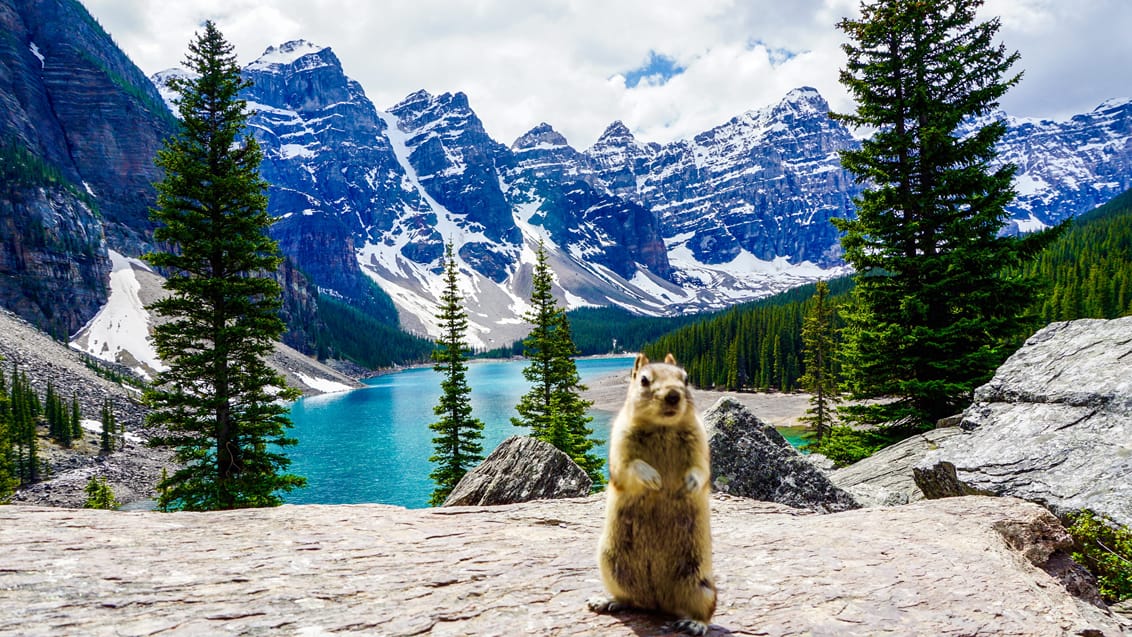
[830,428,963,507]
[915,317,1132,527]
[1,495,1127,636]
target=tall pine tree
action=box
[832,0,1040,428]
[798,280,839,443]
[427,243,485,506]
[100,399,115,455]
[145,21,304,510]
[512,243,604,488]
[0,363,17,501]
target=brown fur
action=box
[590,353,716,634]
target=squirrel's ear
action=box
[664,353,677,365]
[632,353,649,377]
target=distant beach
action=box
[581,369,813,429]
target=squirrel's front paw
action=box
[630,459,662,490]
[682,468,705,494]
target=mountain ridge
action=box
[3,6,1132,355]
[149,39,1132,347]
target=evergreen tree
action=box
[11,368,39,483]
[798,280,839,444]
[83,476,119,510]
[70,395,82,442]
[427,243,485,506]
[512,243,604,488]
[831,0,1041,428]
[144,21,305,511]
[547,312,605,488]
[0,364,18,501]
[44,381,57,440]
[100,399,114,454]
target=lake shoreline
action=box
[581,367,815,430]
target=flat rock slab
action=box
[1,496,1127,636]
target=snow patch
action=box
[248,40,328,69]
[279,143,317,160]
[1014,173,1048,197]
[294,372,354,394]
[28,42,45,67]
[79,418,142,443]
[70,250,165,379]
[1014,213,1049,234]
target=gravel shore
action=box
[582,369,814,429]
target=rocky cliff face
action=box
[236,41,404,323]
[991,100,1132,232]
[0,0,175,337]
[505,122,672,281]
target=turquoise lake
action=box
[283,356,807,508]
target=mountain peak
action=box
[248,40,333,70]
[392,89,433,109]
[512,122,569,150]
[778,86,829,112]
[1095,97,1132,112]
[598,120,634,142]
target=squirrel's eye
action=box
[640,375,651,388]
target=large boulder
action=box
[443,435,592,506]
[1,496,1126,635]
[915,318,1132,527]
[830,428,964,507]
[704,397,859,513]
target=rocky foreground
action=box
[2,495,1128,636]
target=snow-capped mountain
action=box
[198,42,857,346]
[993,99,1132,232]
[587,87,861,270]
[149,40,1132,349]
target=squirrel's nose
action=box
[664,390,681,406]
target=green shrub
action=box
[1067,510,1132,603]
[802,426,898,468]
[82,476,119,510]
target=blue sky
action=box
[82,0,1132,148]
[623,51,687,89]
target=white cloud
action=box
[82,0,1132,148]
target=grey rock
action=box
[915,318,1132,527]
[830,428,964,507]
[703,397,859,513]
[1114,600,1132,621]
[443,436,592,506]
[803,452,836,472]
[1,495,1127,636]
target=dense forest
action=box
[637,191,1132,393]
[474,306,703,358]
[641,278,855,391]
[313,296,434,368]
[1021,189,1132,322]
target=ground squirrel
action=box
[588,353,716,636]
